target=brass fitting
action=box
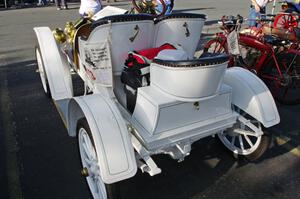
[81,167,89,177]
[52,28,67,43]
[64,22,76,43]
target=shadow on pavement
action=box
[118,138,245,199]
[0,60,90,199]
[0,102,9,199]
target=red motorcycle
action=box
[273,1,299,29]
[203,15,300,105]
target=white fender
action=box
[223,67,280,128]
[68,94,137,184]
[34,27,73,100]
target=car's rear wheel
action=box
[218,108,270,161]
[77,118,119,199]
[35,46,51,98]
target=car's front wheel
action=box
[35,46,51,98]
[77,118,119,199]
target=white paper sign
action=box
[227,31,240,55]
[79,39,113,87]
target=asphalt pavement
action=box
[1,1,300,199]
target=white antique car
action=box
[34,6,280,199]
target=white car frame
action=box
[34,6,280,199]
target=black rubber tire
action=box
[76,118,120,199]
[218,108,271,162]
[218,130,270,162]
[35,46,51,98]
[260,52,300,105]
[244,131,270,161]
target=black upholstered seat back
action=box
[91,14,154,30]
[153,53,229,67]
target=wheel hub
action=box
[78,125,107,199]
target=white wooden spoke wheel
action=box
[218,110,270,161]
[78,122,108,199]
[35,47,51,98]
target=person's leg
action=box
[165,4,172,14]
[61,0,68,9]
[256,6,265,28]
[54,0,61,9]
[249,6,257,27]
[170,0,174,9]
[260,7,266,18]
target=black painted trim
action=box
[153,54,229,67]
[155,13,206,24]
[91,14,154,30]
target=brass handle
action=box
[129,25,140,42]
[183,22,190,37]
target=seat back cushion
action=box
[150,54,229,101]
[153,13,206,59]
[88,14,155,75]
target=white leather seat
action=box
[153,13,206,59]
[85,13,207,76]
[150,54,229,101]
[88,14,155,75]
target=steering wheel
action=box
[132,0,167,17]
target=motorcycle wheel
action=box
[260,51,300,105]
[274,13,298,29]
[202,37,236,66]
[203,38,228,54]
